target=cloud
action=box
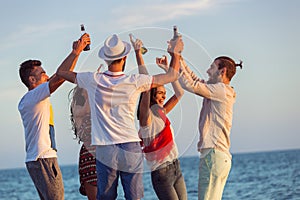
[113,0,216,27]
[1,22,73,49]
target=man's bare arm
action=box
[55,34,90,86]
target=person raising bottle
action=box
[131,35,187,200]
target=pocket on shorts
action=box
[52,163,58,177]
[212,149,231,175]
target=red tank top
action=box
[141,109,174,161]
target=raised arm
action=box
[151,36,183,88]
[180,58,203,82]
[56,33,91,84]
[130,34,151,126]
[156,56,184,114]
[137,91,152,127]
[130,34,149,75]
[179,58,212,98]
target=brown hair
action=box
[19,60,42,87]
[215,56,243,81]
[68,86,86,142]
[105,57,124,66]
[137,87,159,120]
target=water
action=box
[0,149,299,200]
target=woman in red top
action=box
[131,35,187,200]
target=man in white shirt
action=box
[18,34,90,200]
[179,56,242,200]
[57,33,183,200]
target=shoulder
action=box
[130,73,152,79]
[211,83,236,99]
[77,71,95,79]
[76,72,98,87]
[128,74,153,89]
[18,83,50,110]
[28,83,50,99]
[205,82,228,92]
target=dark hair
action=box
[137,87,158,120]
[136,94,143,120]
[106,57,123,66]
[111,58,123,64]
[215,56,243,81]
[150,87,158,106]
[19,60,42,87]
[68,86,85,142]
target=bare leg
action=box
[84,182,97,200]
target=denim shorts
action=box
[96,142,144,200]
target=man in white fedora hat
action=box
[57,33,183,200]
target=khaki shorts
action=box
[26,157,64,200]
[198,149,231,200]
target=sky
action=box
[0,0,299,170]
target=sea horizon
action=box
[1,148,299,171]
[1,148,299,199]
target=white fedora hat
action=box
[98,34,131,61]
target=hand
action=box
[167,36,184,56]
[156,55,169,72]
[129,34,144,53]
[72,33,91,55]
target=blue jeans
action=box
[198,149,231,200]
[96,142,144,200]
[151,159,187,200]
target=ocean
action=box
[0,149,299,200]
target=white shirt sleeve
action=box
[179,67,226,101]
[76,72,94,89]
[19,82,50,109]
[135,74,153,92]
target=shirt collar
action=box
[103,70,125,77]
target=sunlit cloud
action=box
[112,0,231,28]
[1,0,240,48]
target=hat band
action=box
[104,47,126,59]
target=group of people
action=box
[18,29,242,200]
